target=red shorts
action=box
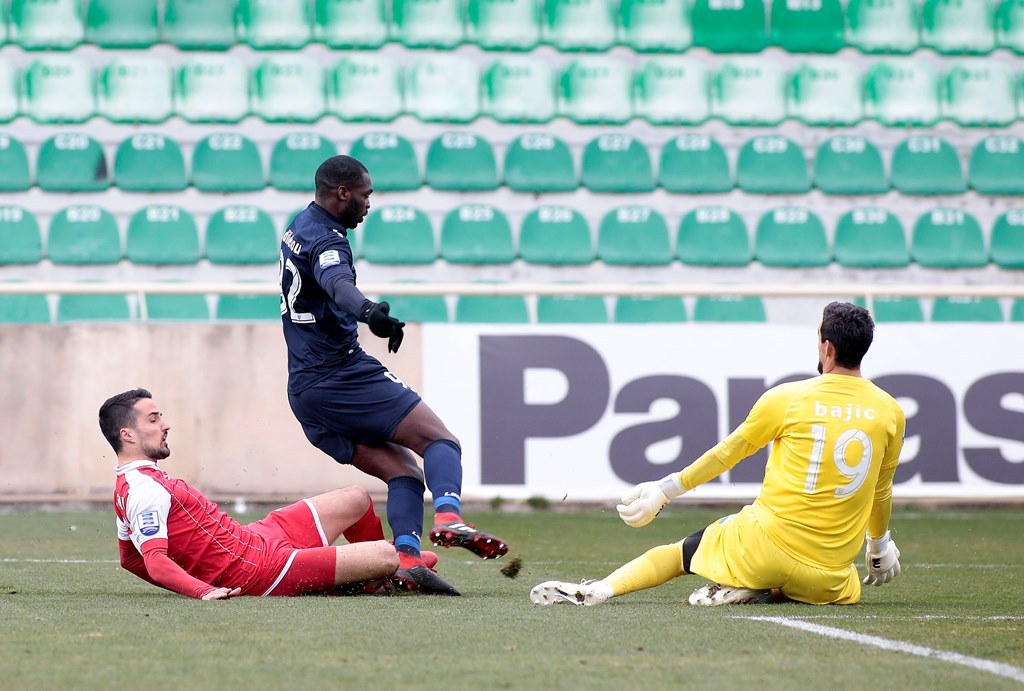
[242,500,338,596]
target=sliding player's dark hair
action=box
[314,155,368,196]
[99,388,152,453]
[820,301,874,369]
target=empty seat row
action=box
[3,53,1022,127]
[5,0,1023,56]
[4,202,1021,270]
[6,130,1024,197]
[3,291,1021,324]
[0,204,282,265]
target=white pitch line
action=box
[749,616,1024,684]
[1,558,118,564]
[745,614,1024,622]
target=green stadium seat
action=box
[162,0,236,49]
[425,132,499,191]
[482,58,556,123]
[48,206,121,265]
[755,207,830,267]
[997,0,1024,53]
[770,0,843,53]
[537,295,608,323]
[192,134,264,193]
[833,208,909,268]
[969,136,1024,195]
[614,295,687,323]
[269,133,336,191]
[375,293,449,323]
[890,136,965,195]
[911,208,987,268]
[36,134,110,192]
[349,133,420,191]
[692,0,767,53]
[22,57,94,123]
[251,56,325,123]
[542,0,615,51]
[618,0,692,52]
[361,206,436,264]
[393,0,464,48]
[711,58,786,126]
[216,294,280,320]
[922,0,995,54]
[1012,298,1024,322]
[86,0,158,47]
[581,134,654,193]
[455,294,529,323]
[864,60,939,126]
[236,0,312,49]
[174,56,249,123]
[10,0,84,49]
[0,293,50,323]
[736,136,810,194]
[329,55,403,122]
[633,58,709,125]
[98,57,173,123]
[940,60,1016,126]
[597,206,671,265]
[858,296,924,322]
[693,296,766,322]
[990,210,1024,268]
[58,293,132,322]
[114,134,187,192]
[144,293,210,321]
[406,56,479,123]
[788,59,863,126]
[0,60,17,123]
[126,206,200,265]
[931,297,1003,322]
[845,0,919,54]
[813,136,888,195]
[0,206,42,264]
[558,58,632,124]
[519,206,593,265]
[659,135,731,194]
[467,0,540,50]
[0,135,31,191]
[503,134,577,193]
[206,206,279,264]
[314,0,388,48]
[440,205,515,264]
[676,206,750,267]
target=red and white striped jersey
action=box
[113,460,279,592]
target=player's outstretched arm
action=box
[616,474,685,528]
[140,541,224,600]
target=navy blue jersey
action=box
[280,202,363,393]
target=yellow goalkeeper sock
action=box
[604,543,685,597]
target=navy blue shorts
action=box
[288,350,422,464]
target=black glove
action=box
[366,301,405,353]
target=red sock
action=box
[342,498,386,543]
[433,511,461,525]
[398,551,424,570]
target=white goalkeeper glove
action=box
[862,531,901,586]
[616,474,686,528]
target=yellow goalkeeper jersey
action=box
[679,373,905,570]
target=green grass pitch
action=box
[1,506,1022,689]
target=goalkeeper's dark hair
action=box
[820,301,874,369]
[314,155,368,197]
[99,388,152,453]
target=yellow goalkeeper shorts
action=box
[687,505,861,605]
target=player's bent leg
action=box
[334,541,399,586]
[307,485,382,544]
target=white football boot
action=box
[530,579,610,606]
[687,583,775,606]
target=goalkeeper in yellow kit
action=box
[531,302,905,607]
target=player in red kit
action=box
[101,388,404,600]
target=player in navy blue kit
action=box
[280,155,509,595]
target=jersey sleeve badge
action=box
[318,250,341,268]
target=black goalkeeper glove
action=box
[365,301,405,353]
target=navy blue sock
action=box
[387,476,425,557]
[423,439,463,516]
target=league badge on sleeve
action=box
[138,511,161,536]
[318,250,341,268]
